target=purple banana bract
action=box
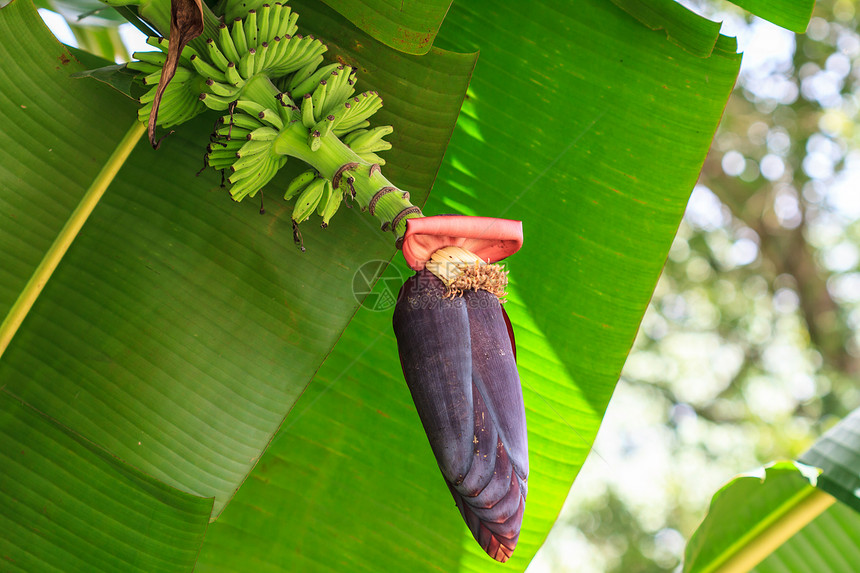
[393,269,528,562]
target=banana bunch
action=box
[196,4,328,111]
[128,2,399,239]
[128,38,208,127]
[207,106,290,200]
[206,66,390,220]
[132,2,327,123]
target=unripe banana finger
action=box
[127,61,162,75]
[248,126,280,141]
[275,5,296,38]
[366,140,392,153]
[222,112,263,131]
[225,62,244,87]
[244,10,258,48]
[292,177,326,222]
[357,151,386,165]
[259,4,272,42]
[216,124,252,139]
[232,17,249,54]
[237,139,274,158]
[218,23,240,62]
[284,169,317,200]
[320,183,343,227]
[316,178,333,216]
[229,153,267,179]
[342,129,368,146]
[308,129,322,152]
[301,93,315,128]
[191,54,228,82]
[206,79,241,98]
[256,42,271,73]
[334,120,370,137]
[132,50,168,66]
[205,39,230,72]
[199,92,234,111]
[239,49,256,78]
[235,100,267,117]
[257,108,284,130]
[311,81,327,123]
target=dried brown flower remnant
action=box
[148,0,204,147]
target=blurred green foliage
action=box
[531,0,860,571]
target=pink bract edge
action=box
[401,216,524,271]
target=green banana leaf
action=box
[0,390,212,572]
[727,0,813,33]
[0,0,472,562]
[317,0,453,55]
[684,408,860,573]
[754,503,860,573]
[2,0,819,570]
[798,408,860,513]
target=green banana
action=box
[190,54,228,82]
[292,177,326,222]
[258,4,271,41]
[218,23,240,62]
[284,170,317,200]
[244,9,258,48]
[225,62,244,87]
[357,151,386,166]
[221,112,264,131]
[316,178,332,217]
[248,126,280,141]
[319,181,343,228]
[236,141,274,160]
[301,93,315,128]
[131,50,167,66]
[239,48,257,78]
[256,108,284,130]
[311,81,327,123]
[206,79,241,98]
[199,92,234,111]
[344,125,394,153]
[205,38,230,71]
[308,130,322,152]
[231,17,249,54]
[235,100,267,116]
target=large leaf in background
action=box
[0,0,471,546]
[727,0,813,33]
[194,1,743,571]
[798,407,860,513]
[683,462,836,572]
[685,408,860,572]
[0,389,212,572]
[319,0,452,55]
